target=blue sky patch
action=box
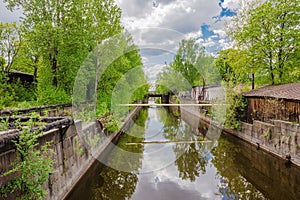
[200,24,215,40]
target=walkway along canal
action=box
[66,104,300,200]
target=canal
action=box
[66,105,300,200]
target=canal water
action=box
[66,106,300,200]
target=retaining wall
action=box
[173,97,300,166]
[0,107,141,200]
[232,120,300,166]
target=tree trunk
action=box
[50,47,58,87]
[251,73,255,89]
[278,12,287,81]
[94,42,101,112]
[33,56,38,87]
[269,53,274,85]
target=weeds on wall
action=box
[0,117,54,200]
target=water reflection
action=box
[158,108,210,182]
[66,106,300,200]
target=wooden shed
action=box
[243,83,300,123]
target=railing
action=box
[0,103,72,116]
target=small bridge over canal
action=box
[144,92,170,103]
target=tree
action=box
[0,22,21,74]
[228,0,300,85]
[4,0,122,93]
[156,66,190,94]
[215,49,250,85]
[157,38,221,99]
[172,39,202,87]
[11,38,39,84]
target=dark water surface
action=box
[66,106,300,200]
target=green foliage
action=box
[11,79,36,102]
[2,0,125,106]
[156,66,190,94]
[224,81,248,130]
[0,117,10,131]
[36,62,70,105]
[1,0,148,111]
[105,116,119,132]
[228,0,300,85]
[96,33,149,118]
[0,117,54,199]
[0,72,14,109]
[215,49,250,84]
[0,21,21,73]
[156,38,221,95]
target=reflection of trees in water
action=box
[158,108,209,182]
[91,169,138,200]
[91,109,149,200]
[174,142,209,182]
[211,135,266,200]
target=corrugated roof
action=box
[243,82,300,101]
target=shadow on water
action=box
[66,107,300,200]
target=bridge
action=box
[144,93,170,103]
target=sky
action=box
[115,0,240,85]
[0,0,240,85]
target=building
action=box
[198,84,225,102]
[243,83,300,123]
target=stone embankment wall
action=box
[172,97,300,167]
[231,120,300,166]
[226,134,300,200]
[0,106,141,200]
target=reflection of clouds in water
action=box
[132,161,221,200]
[133,106,220,198]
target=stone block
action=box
[64,124,77,139]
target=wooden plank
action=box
[126,140,212,145]
[118,103,214,107]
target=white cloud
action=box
[116,0,228,82]
[0,1,23,23]
[213,29,227,39]
[143,63,166,84]
[202,38,216,48]
[184,30,203,40]
[221,0,240,11]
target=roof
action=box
[10,69,33,76]
[243,82,300,101]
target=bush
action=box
[225,81,248,130]
[0,72,15,109]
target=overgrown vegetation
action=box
[224,81,248,130]
[0,1,149,124]
[0,117,54,199]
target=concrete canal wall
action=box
[171,98,300,167]
[228,120,300,166]
[225,133,300,200]
[0,107,142,200]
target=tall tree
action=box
[228,0,300,85]
[157,38,221,98]
[4,0,123,93]
[172,39,202,87]
[0,22,21,74]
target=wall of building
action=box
[246,97,300,123]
